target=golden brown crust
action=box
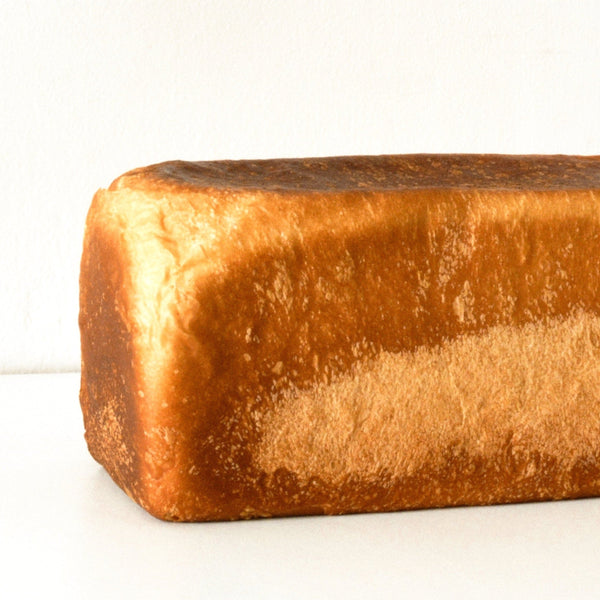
[80,154,600,521]
[79,192,144,505]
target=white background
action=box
[1,0,600,373]
[3,4,600,598]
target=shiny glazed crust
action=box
[79,154,600,521]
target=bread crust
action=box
[80,154,600,520]
[79,192,143,504]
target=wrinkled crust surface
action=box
[80,155,600,521]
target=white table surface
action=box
[2,372,600,599]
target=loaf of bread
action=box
[80,154,600,521]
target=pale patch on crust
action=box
[256,312,600,485]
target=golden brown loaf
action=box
[79,154,600,521]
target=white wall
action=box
[1,0,599,373]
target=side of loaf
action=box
[79,154,600,521]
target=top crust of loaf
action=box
[109,154,600,193]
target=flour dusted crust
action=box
[79,154,600,521]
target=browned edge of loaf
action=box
[79,192,144,509]
[111,153,600,193]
